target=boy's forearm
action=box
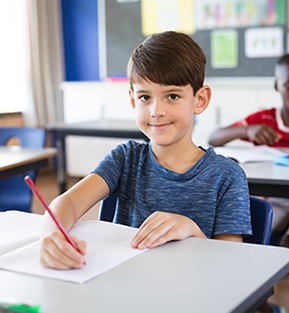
[208,126,247,146]
[41,194,78,238]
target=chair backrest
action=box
[99,193,117,222]
[244,196,273,245]
[0,127,46,212]
[0,127,46,148]
[100,194,273,246]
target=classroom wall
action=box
[61,0,288,81]
[61,77,282,176]
[61,0,100,81]
[60,0,285,177]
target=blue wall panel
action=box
[61,0,100,81]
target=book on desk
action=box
[214,145,289,164]
[0,211,146,284]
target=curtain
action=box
[26,0,64,127]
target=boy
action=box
[40,31,251,271]
[208,54,289,249]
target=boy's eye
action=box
[140,95,150,101]
[168,94,179,100]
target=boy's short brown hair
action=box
[127,31,206,95]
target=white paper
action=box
[0,211,42,256]
[214,145,288,164]
[0,217,146,284]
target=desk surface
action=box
[241,162,289,198]
[0,146,57,171]
[48,119,138,130]
[0,237,288,313]
[48,119,147,140]
[0,146,57,179]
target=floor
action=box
[32,168,100,221]
[32,169,289,312]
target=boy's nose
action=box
[150,99,166,118]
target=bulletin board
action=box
[105,0,288,78]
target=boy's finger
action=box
[41,232,86,268]
[131,214,166,248]
[132,219,173,249]
[40,239,85,269]
[70,235,87,255]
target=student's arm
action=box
[131,212,207,250]
[40,173,110,270]
[131,212,243,250]
[208,126,248,146]
[208,125,281,147]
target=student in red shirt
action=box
[208,55,289,148]
[208,54,289,249]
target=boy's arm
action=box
[40,173,110,270]
[131,212,207,250]
[130,212,243,250]
[208,125,281,147]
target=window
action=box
[0,1,30,113]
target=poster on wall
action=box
[196,0,286,30]
[245,27,284,57]
[211,30,238,68]
[141,0,196,36]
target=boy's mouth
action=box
[149,123,172,131]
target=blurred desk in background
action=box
[47,120,148,193]
[242,162,289,199]
[0,146,57,180]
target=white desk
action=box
[0,146,57,180]
[241,162,289,198]
[213,146,289,198]
[0,236,289,313]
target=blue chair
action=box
[99,193,118,222]
[100,194,273,245]
[243,196,273,245]
[0,127,46,212]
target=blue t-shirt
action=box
[91,141,252,238]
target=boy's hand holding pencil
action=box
[24,175,86,270]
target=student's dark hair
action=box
[277,54,289,66]
[127,31,206,95]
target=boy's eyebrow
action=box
[166,88,186,93]
[134,87,186,94]
[134,89,149,94]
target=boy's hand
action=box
[246,125,282,145]
[39,230,87,270]
[131,212,206,250]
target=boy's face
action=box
[275,64,289,111]
[129,78,209,148]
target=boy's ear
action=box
[128,86,136,110]
[194,85,211,115]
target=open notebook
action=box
[0,211,146,284]
[214,145,289,164]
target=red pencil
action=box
[24,175,80,252]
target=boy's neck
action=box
[151,141,205,174]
